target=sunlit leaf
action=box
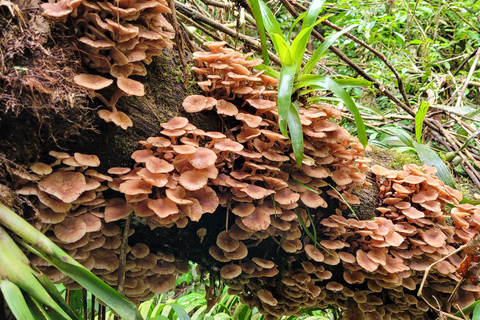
[302,0,327,28]
[302,24,357,75]
[248,0,270,64]
[287,12,307,41]
[0,279,37,320]
[288,101,304,166]
[415,100,430,142]
[291,17,328,67]
[277,62,297,137]
[0,203,142,320]
[257,0,283,51]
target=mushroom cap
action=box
[117,77,145,96]
[74,153,100,167]
[217,231,239,252]
[38,171,86,203]
[257,289,278,306]
[54,218,87,243]
[105,198,133,222]
[188,148,217,169]
[74,74,113,90]
[220,264,242,279]
[30,162,52,175]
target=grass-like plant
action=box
[0,203,142,320]
[249,0,369,165]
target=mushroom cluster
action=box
[192,41,278,100]
[220,164,480,320]
[41,0,175,129]
[13,151,185,303]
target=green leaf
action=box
[456,127,480,154]
[408,39,424,44]
[34,274,80,320]
[473,301,480,320]
[0,226,71,320]
[254,63,280,78]
[415,100,430,142]
[287,12,307,41]
[288,101,304,166]
[382,127,414,148]
[277,62,297,137]
[465,108,480,119]
[248,0,270,64]
[331,78,373,87]
[150,316,170,320]
[302,0,326,28]
[0,203,142,320]
[271,33,292,64]
[412,141,456,188]
[291,16,327,64]
[0,278,37,320]
[257,0,283,52]
[302,24,357,75]
[454,300,480,318]
[168,303,192,320]
[295,75,367,147]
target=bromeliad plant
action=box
[249,0,369,165]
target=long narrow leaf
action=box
[302,0,327,28]
[271,33,293,64]
[35,273,80,320]
[382,127,414,148]
[168,303,192,320]
[287,12,307,41]
[288,101,304,165]
[415,100,430,142]
[296,75,367,147]
[0,278,37,320]
[0,226,71,319]
[412,141,456,188]
[248,0,270,64]
[257,0,283,53]
[277,62,297,137]
[291,17,327,66]
[254,63,280,78]
[302,25,357,75]
[0,203,142,320]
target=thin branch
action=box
[455,48,480,108]
[430,105,480,124]
[175,1,282,66]
[169,0,189,80]
[321,19,412,110]
[453,49,478,76]
[198,0,233,9]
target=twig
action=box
[418,243,468,310]
[169,0,189,84]
[198,0,233,9]
[454,50,478,76]
[430,105,480,124]
[175,1,282,66]
[322,19,412,110]
[177,11,225,43]
[455,48,480,108]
